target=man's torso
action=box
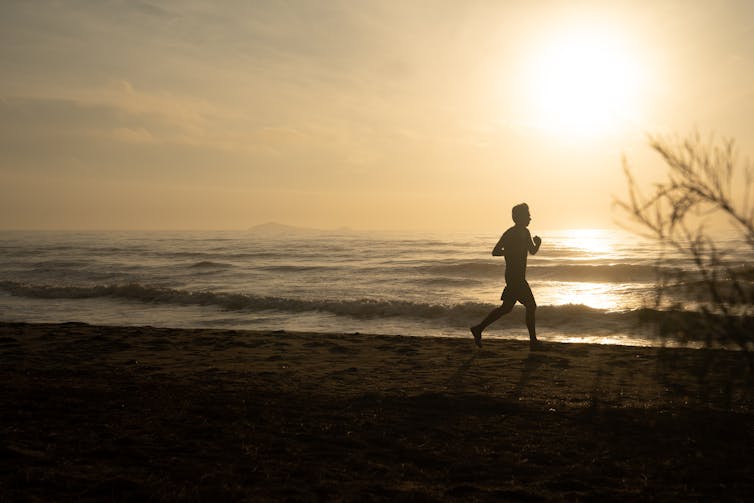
[502,225,530,284]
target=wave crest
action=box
[0,280,659,330]
[189,261,233,269]
[424,261,662,282]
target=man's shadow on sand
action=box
[446,352,479,392]
[446,347,555,398]
[512,352,548,399]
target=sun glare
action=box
[520,24,645,138]
[559,229,613,255]
[548,282,621,310]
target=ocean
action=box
[0,228,750,347]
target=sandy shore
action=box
[1,322,753,501]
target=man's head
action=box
[512,203,531,226]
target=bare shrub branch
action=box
[616,132,754,371]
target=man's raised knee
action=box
[500,301,515,314]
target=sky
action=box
[1,0,753,231]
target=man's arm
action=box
[528,231,542,255]
[492,234,506,256]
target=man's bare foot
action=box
[529,339,541,351]
[470,326,482,348]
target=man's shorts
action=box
[501,281,536,308]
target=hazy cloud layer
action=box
[2,0,753,229]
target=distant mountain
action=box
[248,222,358,235]
[247,222,317,234]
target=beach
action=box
[1,322,753,501]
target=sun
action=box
[520,25,645,138]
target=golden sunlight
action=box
[558,228,614,255]
[521,24,646,137]
[548,282,620,310]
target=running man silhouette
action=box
[471,203,542,349]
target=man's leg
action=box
[525,304,537,342]
[471,299,515,347]
[520,283,538,349]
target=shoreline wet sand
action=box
[1,321,753,501]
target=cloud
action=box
[110,127,157,144]
[0,80,245,151]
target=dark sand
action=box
[1,322,753,501]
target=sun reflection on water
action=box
[535,229,639,310]
[553,228,614,256]
[540,281,624,310]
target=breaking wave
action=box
[0,280,677,329]
[421,261,663,282]
[189,261,234,269]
